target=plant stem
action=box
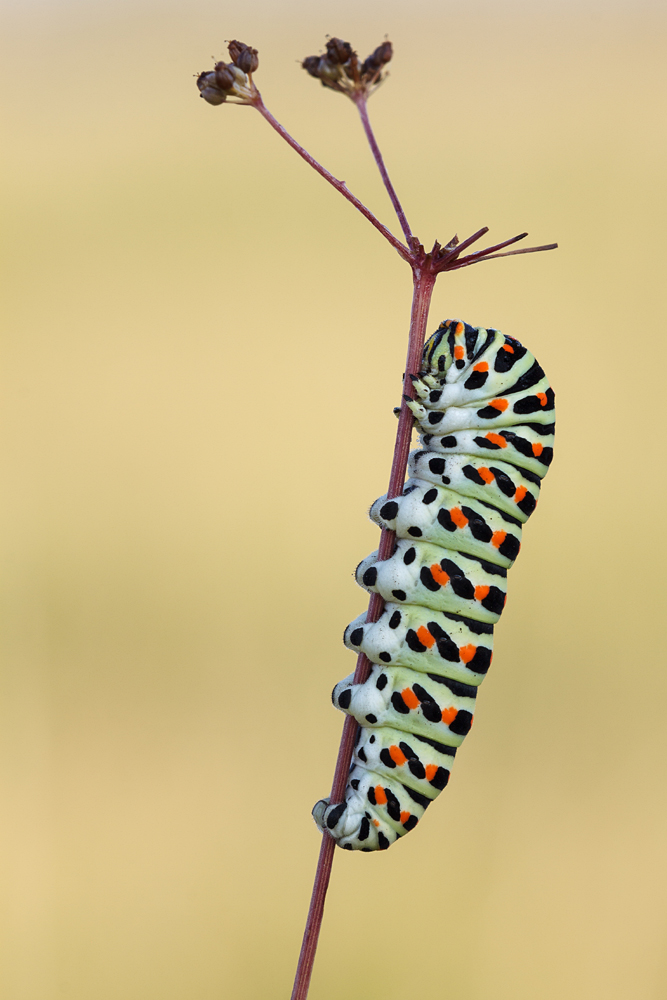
[290,265,437,1000]
[253,96,411,261]
[354,96,414,246]
[449,241,559,270]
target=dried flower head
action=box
[361,42,392,80]
[302,37,392,100]
[196,40,259,106]
[227,39,259,75]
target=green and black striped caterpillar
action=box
[313,319,555,850]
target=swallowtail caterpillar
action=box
[313,318,554,850]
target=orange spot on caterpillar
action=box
[400,811,412,825]
[501,343,515,354]
[454,345,465,359]
[401,688,420,710]
[536,392,547,406]
[491,398,508,411]
[442,706,458,726]
[373,819,380,827]
[478,467,495,484]
[416,625,436,648]
[485,433,507,448]
[475,585,490,601]
[532,442,543,456]
[430,564,450,586]
[424,764,438,781]
[374,785,387,805]
[459,644,477,663]
[450,507,469,529]
[515,485,528,503]
[491,530,507,548]
[473,362,489,372]
[455,322,464,335]
[389,745,407,766]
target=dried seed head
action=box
[302,55,322,78]
[361,41,393,79]
[237,47,259,74]
[196,45,259,106]
[197,71,228,105]
[325,37,353,65]
[301,37,393,100]
[214,61,235,90]
[228,39,259,74]
[227,39,245,63]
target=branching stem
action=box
[253,95,411,261]
[354,95,415,246]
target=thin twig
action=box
[253,95,411,261]
[450,241,559,270]
[474,232,529,256]
[450,231,528,263]
[354,95,415,246]
[290,266,437,1000]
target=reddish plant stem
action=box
[354,96,414,246]
[448,241,559,270]
[290,266,437,1000]
[253,96,411,261]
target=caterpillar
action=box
[312,319,554,851]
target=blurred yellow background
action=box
[2,1,666,997]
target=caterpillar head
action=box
[422,319,493,379]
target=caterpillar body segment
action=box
[355,541,508,621]
[416,426,553,478]
[369,483,522,568]
[343,603,493,685]
[332,664,476,746]
[313,320,555,851]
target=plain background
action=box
[2,0,666,997]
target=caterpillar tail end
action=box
[312,786,400,851]
[312,797,357,850]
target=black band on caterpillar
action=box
[312,320,555,850]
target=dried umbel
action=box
[196,39,259,105]
[302,38,393,100]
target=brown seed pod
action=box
[302,55,322,78]
[196,72,227,105]
[214,61,235,90]
[227,39,246,63]
[325,37,353,65]
[227,39,259,74]
[236,46,259,74]
[361,41,393,79]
